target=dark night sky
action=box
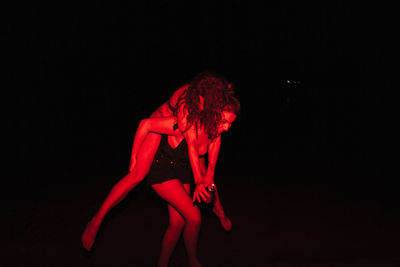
[4,1,391,192]
[3,4,399,266]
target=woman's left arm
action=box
[204,136,222,184]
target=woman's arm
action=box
[204,136,221,184]
[199,157,207,176]
[183,127,211,203]
[175,99,188,133]
[183,126,203,185]
[130,117,180,165]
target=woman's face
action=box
[218,111,236,135]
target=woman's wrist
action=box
[205,179,215,186]
[202,174,213,184]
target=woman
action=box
[82,72,235,252]
[132,95,240,267]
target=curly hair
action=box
[174,71,237,140]
[224,95,241,115]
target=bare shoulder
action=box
[183,124,198,143]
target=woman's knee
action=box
[185,209,201,227]
[124,171,145,185]
[169,217,186,230]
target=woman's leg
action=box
[90,107,169,225]
[212,189,232,231]
[82,132,161,251]
[157,184,190,267]
[199,157,231,231]
[153,180,202,267]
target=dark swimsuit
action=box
[146,96,192,186]
[146,133,193,186]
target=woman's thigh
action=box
[131,103,173,178]
[153,180,200,224]
[167,184,191,226]
[133,133,162,178]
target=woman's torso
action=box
[151,84,210,157]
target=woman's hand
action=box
[192,183,211,204]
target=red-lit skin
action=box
[133,111,236,267]
[81,85,233,257]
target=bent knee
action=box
[169,218,186,230]
[125,171,145,184]
[185,211,201,227]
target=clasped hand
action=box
[193,183,213,204]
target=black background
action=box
[2,1,396,266]
[4,1,391,189]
